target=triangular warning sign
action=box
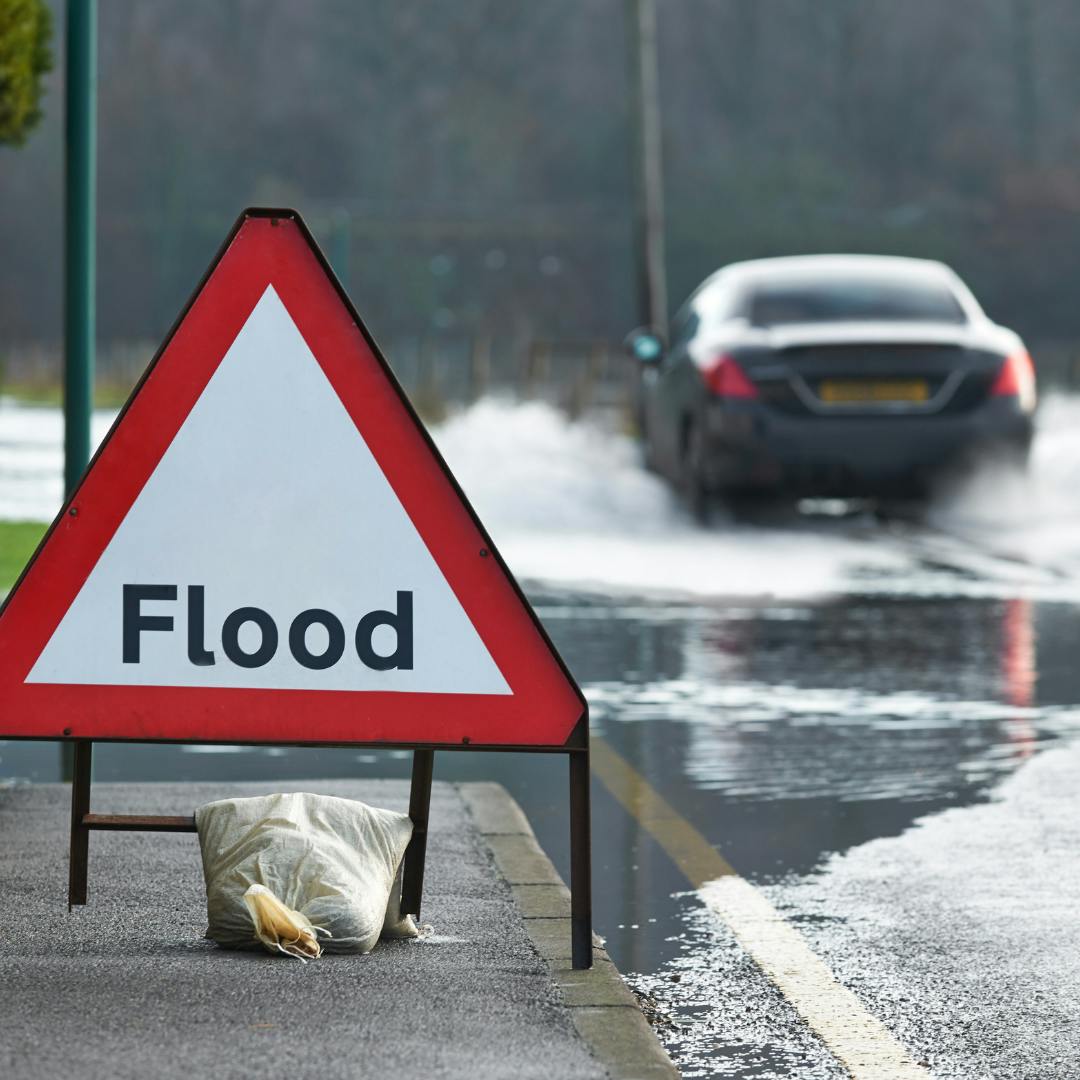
[0,209,585,748]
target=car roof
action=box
[712,254,956,285]
[687,253,981,322]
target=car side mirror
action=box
[624,329,666,364]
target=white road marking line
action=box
[701,877,927,1079]
[592,737,928,1079]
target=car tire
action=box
[681,419,712,524]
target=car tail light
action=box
[990,349,1036,412]
[702,353,758,399]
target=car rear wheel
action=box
[680,418,712,523]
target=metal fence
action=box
[7,336,1080,418]
[0,337,636,421]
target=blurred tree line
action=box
[2,0,1080,378]
[0,0,51,145]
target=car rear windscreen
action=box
[748,276,966,326]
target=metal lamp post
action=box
[64,0,97,497]
[62,0,96,781]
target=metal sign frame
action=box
[1,208,592,968]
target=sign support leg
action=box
[401,748,434,919]
[68,739,93,909]
[569,747,593,969]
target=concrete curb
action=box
[460,782,680,1080]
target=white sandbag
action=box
[195,791,418,957]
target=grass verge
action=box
[2,380,134,409]
[0,522,47,591]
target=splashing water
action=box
[927,393,1080,576]
[433,399,907,598]
[5,393,1080,599]
[0,400,118,523]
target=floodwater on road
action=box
[4,394,1080,1076]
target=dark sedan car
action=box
[627,255,1036,512]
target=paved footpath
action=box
[0,778,676,1080]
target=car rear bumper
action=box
[699,397,1035,495]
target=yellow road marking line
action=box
[591,737,928,1080]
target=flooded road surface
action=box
[4,394,1080,1076]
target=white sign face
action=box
[28,286,511,695]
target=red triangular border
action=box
[0,209,586,749]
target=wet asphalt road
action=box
[5,395,1080,1076]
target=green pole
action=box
[64,0,97,497]
[62,0,96,783]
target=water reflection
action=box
[533,590,1080,960]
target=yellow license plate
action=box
[818,379,929,404]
